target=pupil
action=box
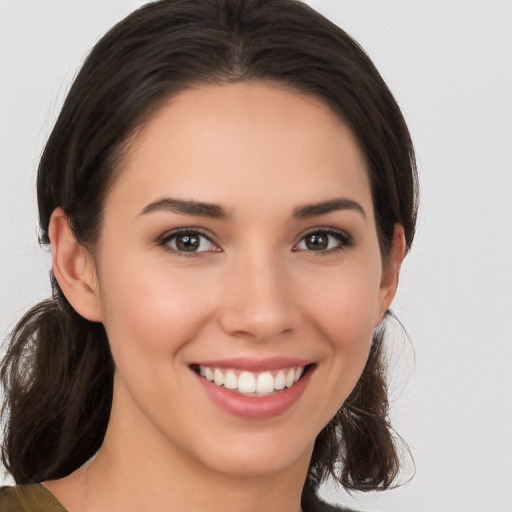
[306,233,328,251]
[176,234,200,252]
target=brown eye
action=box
[164,231,217,253]
[295,229,352,253]
[304,233,329,251]
[175,234,200,252]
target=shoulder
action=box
[0,484,67,512]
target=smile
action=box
[190,358,315,419]
[195,365,305,396]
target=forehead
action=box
[107,82,373,219]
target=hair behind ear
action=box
[0,280,113,483]
[309,325,401,491]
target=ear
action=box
[376,224,406,325]
[49,208,103,322]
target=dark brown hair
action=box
[1,0,418,496]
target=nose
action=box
[217,252,299,342]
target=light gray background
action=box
[1,1,511,511]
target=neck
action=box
[87,446,308,512]
[46,386,312,512]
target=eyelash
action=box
[157,227,353,256]
[157,228,219,257]
[293,228,353,255]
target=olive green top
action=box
[0,484,67,512]
[0,482,353,511]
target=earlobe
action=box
[376,224,406,324]
[49,208,103,322]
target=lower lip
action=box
[195,367,314,420]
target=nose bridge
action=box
[218,245,298,340]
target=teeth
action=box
[224,370,238,390]
[285,369,295,388]
[198,365,306,396]
[213,368,224,386]
[274,371,286,390]
[238,371,256,393]
[256,372,274,394]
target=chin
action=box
[185,424,317,479]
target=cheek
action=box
[99,257,217,357]
[296,259,381,406]
[301,263,382,345]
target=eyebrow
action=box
[140,196,366,221]
[140,197,229,219]
[293,198,367,221]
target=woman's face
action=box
[92,83,398,478]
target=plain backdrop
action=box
[1,1,511,511]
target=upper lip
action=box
[190,357,313,372]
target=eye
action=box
[160,229,219,254]
[295,229,352,253]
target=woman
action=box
[0,0,417,511]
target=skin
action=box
[46,82,405,512]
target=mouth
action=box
[191,364,311,397]
[190,359,315,419]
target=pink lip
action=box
[192,357,312,372]
[194,363,315,420]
